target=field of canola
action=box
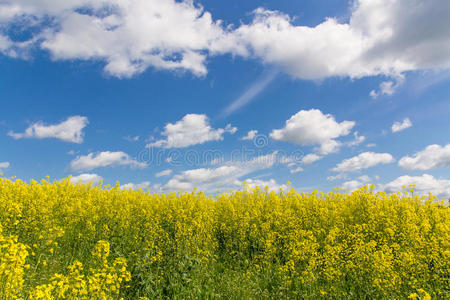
[0,176,449,299]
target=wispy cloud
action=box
[124,135,140,142]
[221,70,278,117]
[409,70,450,96]
[155,169,173,177]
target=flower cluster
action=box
[29,241,131,299]
[0,177,448,298]
[0,224,29,299]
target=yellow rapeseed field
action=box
[0,177,448,299]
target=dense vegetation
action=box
[0,177,448,299]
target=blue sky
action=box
[0,0,449,196]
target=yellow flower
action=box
[0,176,447,298]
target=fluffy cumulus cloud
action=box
[398,144,450,170]
[370,76,405,99]
[341,180,364,192]
[234,1,450,82]
[0,0,242,77]
[164,165,241,192]
[382,174,450,198]
[332,152,395,173]
[270,109,354,155]
[163,152,292,192]
[317,140,342,155]
[8,116,88,143]
[70,151,147,171]
[240,130,258,141]
[243,179,287,191]
[370,81,395,98]
[341,175,373,191]
[1,0,449,83]
[70,173,103,185]
[147,114,236,148]
[392,118,412,133]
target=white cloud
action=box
[370,76,405,99]
[301,153,322,165]
[290,167,304,174]
[243,178,287,191]
[234,1,450,81]
[240,130,258,141]
[0,34,14,56]
[0,161,10,170]
[155,169,173,177]
[398,144,450,170]
[164,165,241,192]
[358,175,371,183]
[124,135,139,142]
[243,151,294,168]
[341,180,363,192]
[366,143,376,148]
[8,116,88,143]
[1,0,449,83]
[370,81,394,99]
[147,114,236,148]
[70,173,103,185]
[234,8,365,80]
[209,157,224,166]
[382,174,450,198]
[270,109,354,155]
[347,131,366,147]
[341,175,373,191]
[391,117,412,133]
[163,152,290,192]
[332,152,395,173]
[0,0,241,77]
[327,173,348,181]
[120,181,151,190]
[317,140,342,155]
[70,151,147,171]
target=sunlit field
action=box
[1,177,448,299]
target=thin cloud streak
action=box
[409,70,450,96]
[221,70,278,117]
